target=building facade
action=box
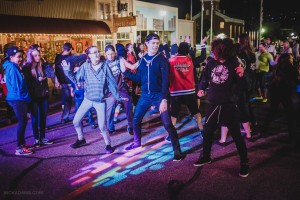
[193,0,245,43]
[0,0,182,61]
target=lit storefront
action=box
[133,0,178,43]
[0,15,111,62]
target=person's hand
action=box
[55,82,60,88]
[120,97,129,101]
[235,64,244,77]
[74,66,80,72]
[159,101,167,114]
[184,36,191,44]
[38,77,46,82]
[61,60,70,70]
[197,90,205,97]
[201,35,210,45]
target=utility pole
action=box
[201,0,204,40]
[259,0,263,44]
[210,0,213,44]
[190,0,193,20]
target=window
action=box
[105,4,110,20]
[229,25,232,38]
[220,22,224,29]
[98,2,111,20]
[99,3,104,19]
[206,9,209,16]
[117,33,130,40]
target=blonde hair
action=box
[25,48,44,78]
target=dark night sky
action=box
[138,0,298,20]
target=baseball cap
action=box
[145,33,159,42]
[5,46,23,59]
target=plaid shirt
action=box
[64,61,120,102]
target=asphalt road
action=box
[1,96,300,200]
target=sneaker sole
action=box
[41,142,54,145]
[124,146,142,151]
[173,156,186,161]
[239,173,249,178]
[173,159,183,161]
[15,152,34,156]
[193,160,212,167]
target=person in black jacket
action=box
[120,33,184,161]
[261,53,299,140]
[23,47,54,147]
[54,43,87,123]
[193,38,250,178]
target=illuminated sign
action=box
[114,16,136,28]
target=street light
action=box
[160,10,167,42]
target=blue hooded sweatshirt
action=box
[2,60,31,102]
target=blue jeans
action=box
[132,93,182,155]
[7,100,29,147]
[61,84,72,120]
[108,87,133,131]
[30,98,49,140]
[74,89,95,125]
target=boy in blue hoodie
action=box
[3,46,33,155]
[120,33,184,161]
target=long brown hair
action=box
[25,48,44,78]
[238,33,256,58]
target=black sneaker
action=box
[165,135,171,143]
[194,157,212,167]
[173,153,185,161]
[70,139,86,148]
[125,143,141,151]
[105,145,114,154]
[239,163,250,177]
[61,118,72,124]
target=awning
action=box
[0,15,111,35]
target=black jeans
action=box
[264,89,296,137]
[202,103,248,164]
[7,100,29,147]
[132,93,182,155]
[30,98,49,140]
[61,84,72,120]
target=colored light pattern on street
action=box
[63,120,201,200]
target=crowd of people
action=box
[0,32,299,178]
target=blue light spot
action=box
[125,160,143,169]
[161,146,173,153]
[93,178,110,187]
[149,164,164,170]
[103,170,130,186]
